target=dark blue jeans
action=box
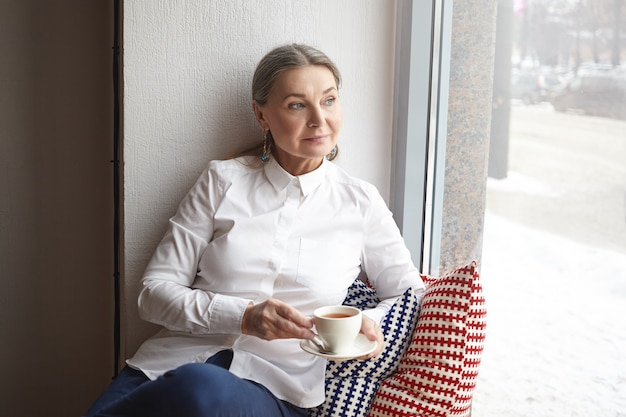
[84,350,307,417]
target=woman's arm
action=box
[360,187,426,323]
[137,163,253,335]
[138,220,253,335]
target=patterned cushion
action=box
[367,261,486,417]
[309,280,421,417]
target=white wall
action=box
[123,0,398,357]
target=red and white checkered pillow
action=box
[367,261,486,417]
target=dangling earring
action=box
[261,130,271,163]
[326,145,338,160]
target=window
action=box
[474,1,626,415]
[390,0,452,275]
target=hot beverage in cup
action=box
[312,305,362,354]
[322,313,351,319]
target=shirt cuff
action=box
[208,293,253,334]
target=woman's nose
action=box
[307,106,325,128]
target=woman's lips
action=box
[304,134,329,142]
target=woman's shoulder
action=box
[205,156,263,177]
[324,162,389,213]
[190,157,263,192]
[327,162,379,195]
[326,163,393,219]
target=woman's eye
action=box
[289,103,304,110]
[324,97,336,106]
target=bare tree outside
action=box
[515,0,624,69]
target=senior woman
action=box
[84,43,424,417]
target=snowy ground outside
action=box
[472,211,626,417]
[471,105,626,417]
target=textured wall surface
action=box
[123,0,398,358]
[439,0,497,275]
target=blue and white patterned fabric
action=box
[308,280,421,417]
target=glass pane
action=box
[474,1,626,415]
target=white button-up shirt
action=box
[126,156,424,408]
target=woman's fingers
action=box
[242,299,315,341]
[243,301,385,360]
[358,315,385,359]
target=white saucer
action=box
[300,334,377,360]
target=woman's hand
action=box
[358,314,385,359]
[241,298,316,341]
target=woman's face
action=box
[253,65,342,176]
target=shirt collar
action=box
[298,158,328,196]
[264,158,328,197]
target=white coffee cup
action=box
[312,305,362,354]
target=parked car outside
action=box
[549,72,626,120]
[511,71,545,105]
[511,70,564,105]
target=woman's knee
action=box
[161,363,240,412]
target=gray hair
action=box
[252,44,342,105]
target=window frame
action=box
[390,0,453,274]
